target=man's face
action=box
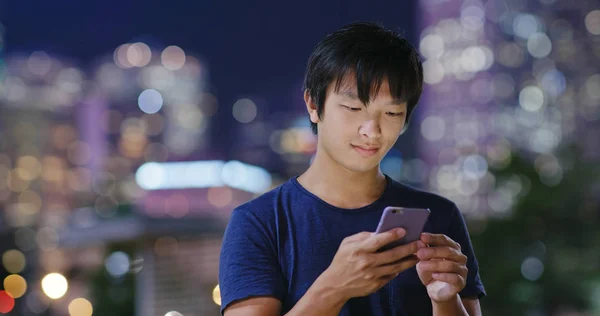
[308,78,407,173]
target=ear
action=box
[304,90,320,124]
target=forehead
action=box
[330,79,406,107]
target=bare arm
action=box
[430,295,481,316]
[224,278,346,316]
[223,297,281,316]
[462,298,482,316]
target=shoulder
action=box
[231,183,282,219]
[222,185,286,253]
[226,181,291,236]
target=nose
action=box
[359,119,382,139]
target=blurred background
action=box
[0,0,599,315]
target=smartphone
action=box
[375,206,431,252]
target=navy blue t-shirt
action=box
[219,175,486,315]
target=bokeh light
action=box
[138,89,164,114]
[16,156,42,181]
[3,274,27,298]
[165,193,190,218]
[212,284,221,306]
[161,46,186,70]
[68,297,93,316]
[521,257,544,281]
[114,44,133,69]
[0,291,15,314]
[232,98,258,123]
[519,86,545,112]
[135,162,165,190]
[127,42,152,67]
[2,249,26,274]
[423,60,445,84]
[527,33,552,58]
[207,187,233,208]
[420,116,446,141]
[27,51,52,77]
[41,273,68,299]
[165,312,184,316]
[105,251,130,278]
[7,168,30,192]
[585,10,600,35]
[25,290,50,314]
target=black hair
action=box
[302,22,424,134]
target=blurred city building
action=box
[0,43,275,315]
[417,0,600,219]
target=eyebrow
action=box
[339,91,406,107]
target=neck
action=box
[298,148,388,209]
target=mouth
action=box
[351,145,379,157]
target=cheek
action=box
[384,119,405,135]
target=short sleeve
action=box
[218,207,286,314]
[446,205,486,299]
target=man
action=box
[219,22,486,316]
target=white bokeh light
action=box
[420,34,445,59]
[519,86,545,112]
[527,33,552,58]
[462,155,488,180]
[41,273,68,299]
[135,162,166,190]
[138,89,164,114]
[421,116,446,141]
[423,60,445,84]
[513,14,542,39]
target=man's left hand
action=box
[415,233,468,303]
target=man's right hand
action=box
[316,228,423,300]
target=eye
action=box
[386,112,405,117]
[341,105,361,112]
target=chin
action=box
[342,160,380,174]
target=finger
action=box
[416,246,467,264]
[431,273,466,288]
[344,231,374,243]
[373,241,420,265]
[420,233,460,249]
[417,260,468,277]
[362,228,406,252]
[375,256,418,276]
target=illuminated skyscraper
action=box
[0,50,87,314]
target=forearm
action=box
[432,295,469,316]
[284,275,347,316]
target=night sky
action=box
[2,0,419,168]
